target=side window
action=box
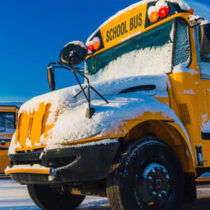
[173,19,190,67]
[0,112,15,132]
[194,26,201,66]
[199,23,210,78]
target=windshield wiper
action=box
[47,63,109,118]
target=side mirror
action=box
[59,41,88,67]
[47,66,55,91]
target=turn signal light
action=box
[148,6,159,23]
[149,11,159,23]
[187,8,194,14]
[148,0,170,23]
[87,37,101,54]
[158,6,169,18]
[92,37,101,51]
[87,45,94,53]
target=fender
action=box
[65,104,195,173]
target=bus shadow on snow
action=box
[182,198,210,210]
[77,198,210,210]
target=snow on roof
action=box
[87,0,190,43]
[0,106,17,110]
[0,102,21,107]
[187,0,210,21]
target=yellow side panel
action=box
[16,113,30,147]
[0,150,9,174]
[0,106,18,174]
[30,103,46,146]
[15,103,54,151]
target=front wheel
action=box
[27,184,85,210]
[106,138,184,210]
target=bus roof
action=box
[0,102,22,109]
[86,0,191,55]
[87,0,189,41]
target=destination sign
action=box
[101,4,147,48]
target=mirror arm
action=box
[48,62,62,67]
[70,67,108,103]
[189,16,205,27]
[47,66,55,91]
[47,63,109,118]
[71,67,93,118]
[72,71,89,101]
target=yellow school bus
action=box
[0,105,18,177]
[5,0,210,209]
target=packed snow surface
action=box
[0,179,109,209]
[1,179,210,209]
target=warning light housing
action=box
[87,37,101,54]
[187,8,194,14]
[87,45,94,51]
[148,0,170,23]
[158,6,170,18]
[148,6,159,23]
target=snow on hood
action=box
[19,75,169,114]
[14,75,172,149]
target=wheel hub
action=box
[138,163,171,207]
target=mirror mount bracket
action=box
[47,63,109,118]
[47,41,108,118]
[189,16,205,27]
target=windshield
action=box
[0,112,16,133]
[86,21,175,82]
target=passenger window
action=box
[199,23,210,78]
[173,19,190,67]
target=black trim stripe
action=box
[202,132,210,140]
[0,139,11,142]
[0,147,8,150]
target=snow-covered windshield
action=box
[0,112,15,133]
[86,21,174,82]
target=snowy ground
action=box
[1,179,210,210]
[0,179,109,210]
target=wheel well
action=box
[123,120,194,173]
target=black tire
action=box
[27,184,85,210]
[106,138,184,210]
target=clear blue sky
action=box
[0,0,209,102]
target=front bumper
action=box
[7,139,120,184]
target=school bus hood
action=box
[9,75,173,153]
